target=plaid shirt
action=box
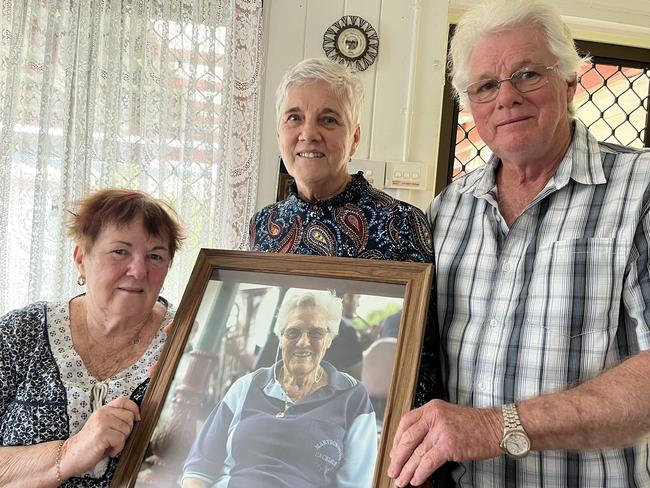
[428,120,650,487]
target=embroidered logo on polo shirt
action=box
[314,438,343,468]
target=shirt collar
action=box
[460,119,606,198]
[260,361,357,401]
[286,172,369,209]
[558,119,607,187]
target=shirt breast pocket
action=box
[526,237,627,338]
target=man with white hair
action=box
[389,1,650,487]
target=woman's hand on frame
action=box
[58,396,140,479]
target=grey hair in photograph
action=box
[449,0,591,116]
[274,288,343,338]
[275,58,364,128]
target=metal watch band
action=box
[502,403,523,431]
[500,402,531,458]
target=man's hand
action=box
[388,400,502,487]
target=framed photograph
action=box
[111,249,433,488]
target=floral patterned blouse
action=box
[249,172,433,261]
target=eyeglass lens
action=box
[283,327,328,341]
[466,65,554,102]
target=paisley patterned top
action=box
[0,298,173,487]
[249,172,433,261]
[249,173,441,406]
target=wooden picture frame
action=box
[111,249,433,488]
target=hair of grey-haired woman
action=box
[274,289,343,338]
[448,0,590,116]
[275,58,364,129]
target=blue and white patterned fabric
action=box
[428,119,650,487]
[182,361,377,488]
[0,298,173,487]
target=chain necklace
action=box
[276,366,324,418]
[75,303,155,381]
[80,305,152,348]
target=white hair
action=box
[274,288,342,338]
[275,57,364,128]
[449,0,591,116]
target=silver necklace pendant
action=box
[276,411,285,418]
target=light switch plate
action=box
[349,159,386,189]
[384,161,428,190]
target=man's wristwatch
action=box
[499,403,531,459]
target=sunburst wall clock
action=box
[322,16,379,71]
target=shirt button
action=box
[489,319,499,328]
[478,381,488,392]
[503,262,512,272]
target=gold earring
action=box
[77,275,86,286]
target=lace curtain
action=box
[0,0,263,314]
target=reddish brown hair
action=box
[66,188,185,261]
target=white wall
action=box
[257,0,650,212]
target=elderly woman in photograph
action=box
[0,188,184,487]
[182,289,377,488]
[249,57,439,407]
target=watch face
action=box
[505,432,530,458]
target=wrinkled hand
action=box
[388,400,502,487]
[59,397,141,479]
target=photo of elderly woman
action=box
[180,289,377,488]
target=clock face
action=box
[322,15,379,72]
[505,432,530,457]
[336,27,368,59]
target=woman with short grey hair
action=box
[249,56,438,409]
[250,56,432,262]
[182,288,377,487]
[274,288,342,338]
[275,57,364,129]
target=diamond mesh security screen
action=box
[449,57,649,182]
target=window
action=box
[0,0,263,314]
